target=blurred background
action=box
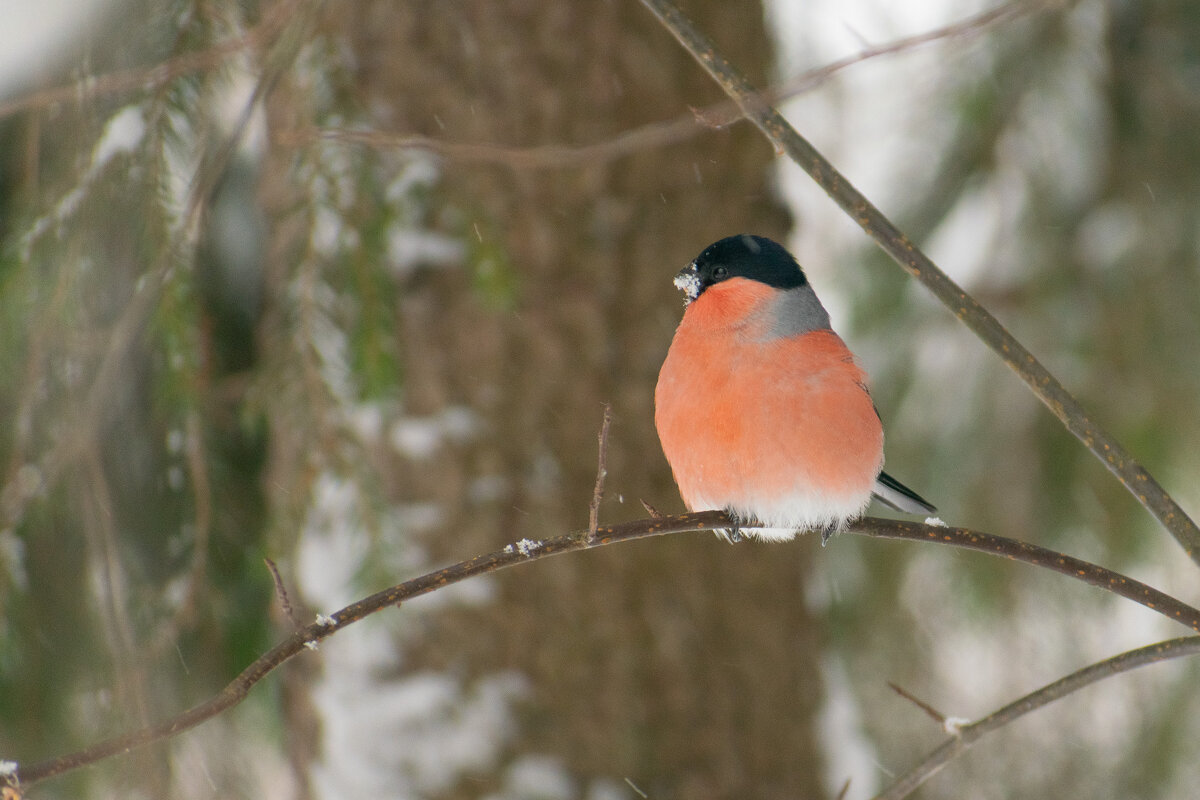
[1,0,1198,798]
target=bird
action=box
[654,234,935,543]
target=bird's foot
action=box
[716,519,743,543]
[820,524,839,547]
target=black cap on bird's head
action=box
[675,234,808,303]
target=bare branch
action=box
[285,0,1034,171]
[641,499,666,519]
[588,403,615,539]
[874,636,1200,800]
[888,682,948,727]
[856,518,1200,629]
[759,0,1032,119]
[264,558,301,630]
[635,0,1200,567]
[11,514,1199,786]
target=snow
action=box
[0,0,114,97]
[468,473,511,504]
[296,474,372,610]
[310,203,347,258]
[515,538,541,557]
[490,754,576,800]
[388,416,442,460]
[387,228,466,277]
[672,267,703,303]
[212,64,267,157]
[393,502,446,534]
[586,778,632,800]
[346,402,385,441]
[297,467,525,798]
[310,667,529,799]
[386,155,440,202]
[942,716,970,735]
[389,406,481,460]
[0,528,28,591]
[815,655,881,800]
[18,104,149,260]
[1075,201,1140,273]
[92,106,146,170]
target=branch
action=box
[284,0,1033,171]
[10,514,1199,787]
[588,402,615,537]
[635,0,1200,567]
[887,682,952,728]
[0,0,299,121]
[874,636,1200,800]
[855,518,1200,630]
[9,511,717,786]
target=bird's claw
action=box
[718,519,743,543]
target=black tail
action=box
[872,470,936,515]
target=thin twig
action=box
[12,515,1199,786]
[758,0,1032,121]
[874,636,1200,800]
[624,777,650,799]
[264,558,301,629]
[635,0,1200,567]
[888,682,947,727]
[640,499,665,519]
[588,403,614,538]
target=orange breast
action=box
[655,280,883,525]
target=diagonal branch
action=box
[635,0,1200,567]
[874,636,1200,800]
[9,514,1199,787]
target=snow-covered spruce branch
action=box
[637,0,1200,566]
[7,513,1200,789]
[0,0,299,122]
[2,0,321,537]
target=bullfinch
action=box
[654,234,935,543]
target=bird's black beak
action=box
[673,262,703,305]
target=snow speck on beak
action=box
[673,263,702,305]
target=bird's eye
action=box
[713,266,729,279]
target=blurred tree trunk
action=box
[262,1,824,797]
